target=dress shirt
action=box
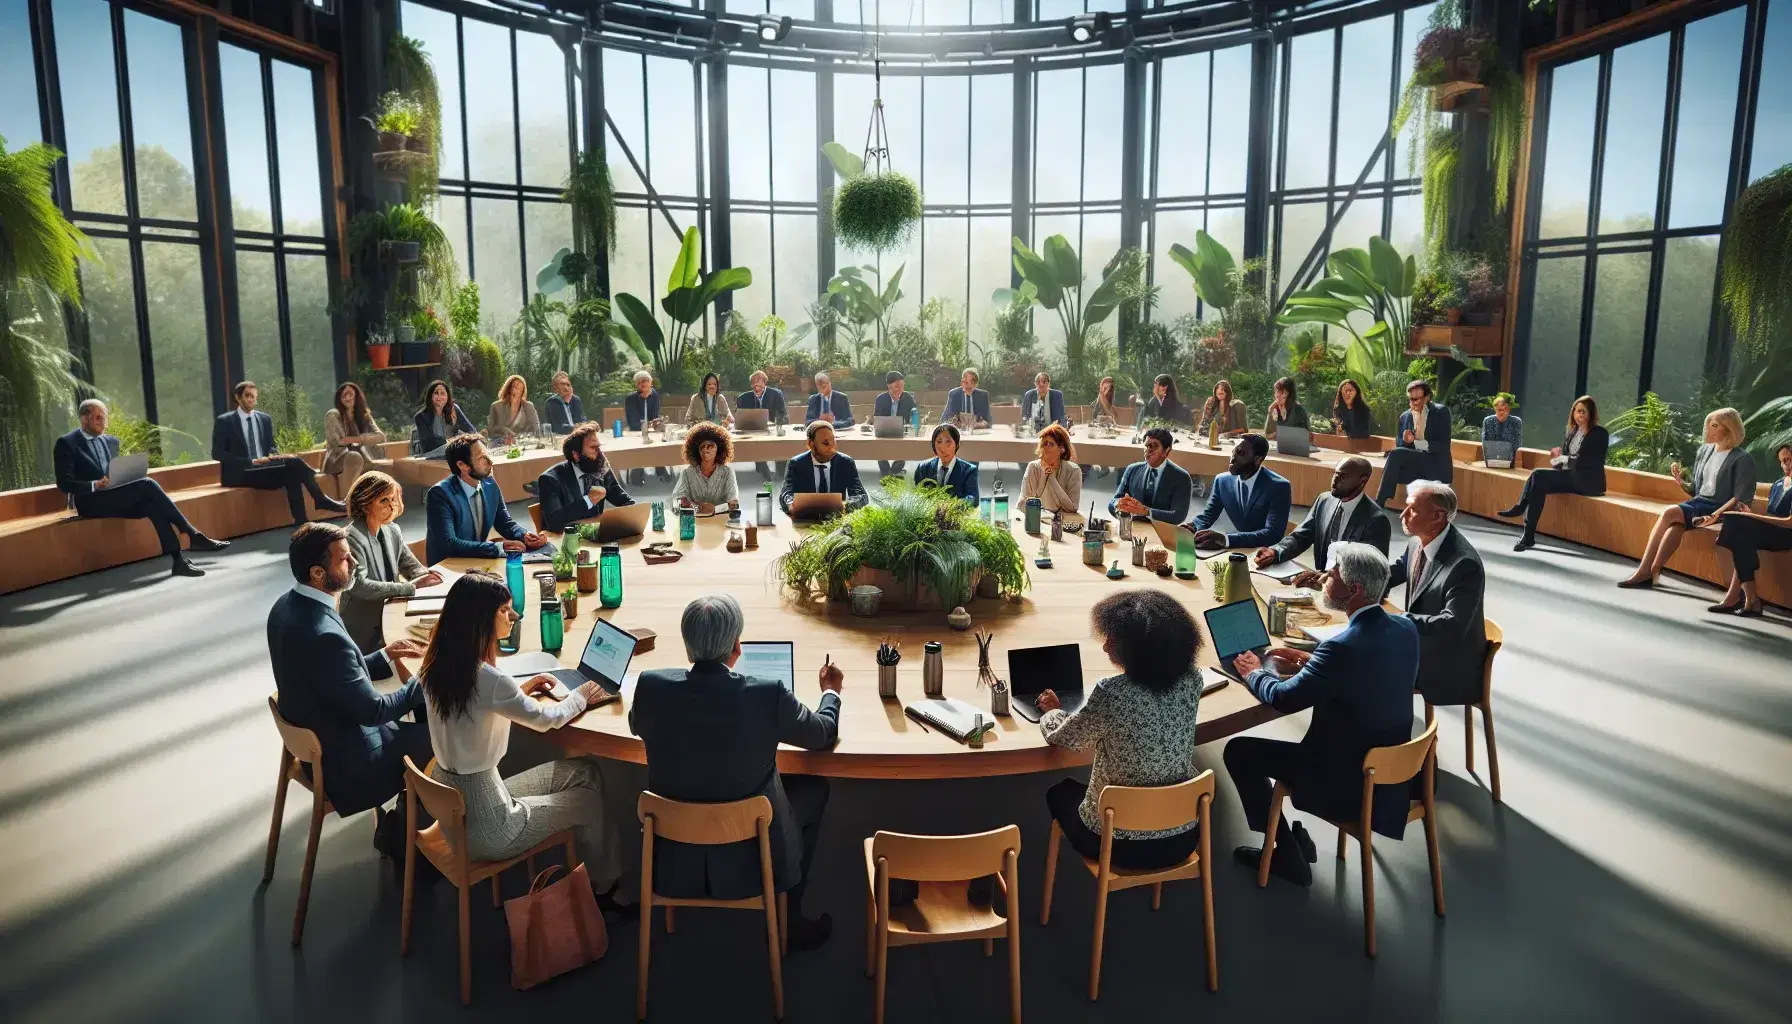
[1142,463,1161,504]
[1329,493,1366,546]
[1234,468,1258,505]
[1410,404,1429,445]
[459,477,486,534]
[239,408,262,458]
[935,458,958,485]
[813,458,836,492]
[425,662,589,775]
[1699,449,1725,499]
[577,462,611,510]
[1413,527,1450,594]
[294,583,338,609]
[81,429,110,476]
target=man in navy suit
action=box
[54,398,228,577]
[425,433,544,564]
[912,422,979,504]
[1225,542,1418,887]
[1189,433,1292,550]
[780,421,868,517]
[874,371,919,475]
[803,371,854,427]
[1109,427,1193,524]
[536,422,635,533]
[1376,379,1454,507]
[941,367,991,427]
[738,369,789,478]
[1018,371,1068,432]
[211,380,346,527]
[268,522,433,849]
[1255,455,1391,588]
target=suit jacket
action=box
[411,405,476,453]
[543,393,586,433]
[211,409,278,484]
[1384,525,1487,706]
[339,518,427,653]
[1685,443,1757,506]
[1193,468,1292,548]
[537,459,634,533]
[736,387,788,422]
[779,451,867,515]
[1559,424,1609,495]
[53,429,118,498]
[873,391,918,421]
[1333,402,1374,439]
[425,475,527,563]
[803,391,854,427]
[267,589,419,816]
[1018,388,1068,429]
[629,662,840,898]
[912,457,980,504]
[685,392,733,425]
[1394,402,1454,483]
[1244,606,1420,839]
[1271,493,1392,568]
[625,390,662,431]
[1108,459,1194,524]
[941,387,991,424]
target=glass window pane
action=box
[1748,0,1792,184]
[731,211,773,325]
[605,51,646,193]
[1337,16,1394,186]
[1650,236,1718,407]
[1277,202,1326,296]
[142,242,211,462]
[922,215,969,312]
[1156,54,1209,199]
[923,76,969,206]
[438,194,471,295]
[769,69,816,201]
[728,65,771,202]
[1033,68,1082,204]
[1538,57,1598,239]
[1,0,43,147]
[463,20,516,185]
[1585,250,1651,408]
[124,10,198,223]
[83,236,146,418]
[645,56,700,197]
[1282,31,1334,191]
[1333,199,1385,263]
[1028,213,1079,354]
[286,254,337,427]
[774,212,816,317]
[1598,34,1670,234]
[969,72,1012,205]
[56,0,126,216]
[968,216,1010,326]
[1082,64,1123,202]
[401,2,462,180]
[1209,45,1251,194]
[472,197,523,328]
[1396,4,1438,178]
[611,204,653,310]
[523,200,573,299]
[236,250,282,384]
[1668,9,1744,228]
[272,60,325,236]
[1521,256,1586,448]
[1389,192,1423,269]
[219,45,272,232]
[1153,209,1202,323]
[516,30,570,188]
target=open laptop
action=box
[107,453,149,487]
[789,491,844,518]
[1274,426,1314,457]
[872,415,906,438]
[738,641,796,690]
[499,616,638,701]
[1007,643,1086,722]
[586,501,651,542]
[735,408,770,432]
[1203,599,1284,684]
[1149,518,1233,559]
[1482,440,1515,469]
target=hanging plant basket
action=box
[833,171,922,253]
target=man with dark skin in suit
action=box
[1255,456,1375,589]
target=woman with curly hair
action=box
[673,421,739,514]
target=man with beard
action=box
[268,522,433,858]
[1254,455,1391,586]
[425,434,544,564]
[1222,542,1419,888]
[536,421,636,533]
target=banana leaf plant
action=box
[1277,236,1417,381]
[612,227,752,384]
[1167,229,1238,312]
[1009,234,1123,369]
[825,263,904,359]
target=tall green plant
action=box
[826,263,904,359]
[1720,163,1792,359]
[1278,237,1417,381]
[1009,235,1126,372]
[1167,230,1238,311]
[1607,392,1698,475]
[386,34,441,206]
[613,227,751,386]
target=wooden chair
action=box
[398,756,577,1005]
[602,405,626,428]
[636,792,786,1020]
[262,694,346,947]
[527,502,543,531]
[1425,618,1505,802]
[1257,720,1443,957]
[1039,771,1218,999]
[864,825,1022,1024]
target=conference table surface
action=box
[380,502,1334,780]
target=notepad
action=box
[408,568,463,600]
[404,597,446,616]
[904,698,996,743]
[1294,622,1348,644]
[1253,560,1309,583]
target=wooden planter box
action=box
[839,566,982,611]
[1408,313,1504,358]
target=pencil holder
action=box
[878,664,898,699]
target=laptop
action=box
[499,616,638,701]
[1149,519,1232,559]
[1274,426,1314,457]
[738,641,796,690]
[789,491,845,518]
[1204,599,1282,684]
[1482,440,1515,469]
[735,408,770,432]
[872,415,906,438]
[107,452,149,487]
[1006,643,1086,722]
[587,501,651,542]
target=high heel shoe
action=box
[1738,604,1765,618]
[1707,600,1743,614]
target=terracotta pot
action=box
[405,133,433,155]
[1445,307,1463,326]
[377,130,408,153]
[976,575,1001,599]
[561,593,579,619]
[576,562,598,593]
[367,343,391,370]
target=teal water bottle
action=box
[599,544,623,608]
[1175,528,1198,579]
[506,551,525,613]
[679,506,696,540]
[612,418,623,438]
[651,500,665,531]
[994,495,1009,526]
[980,498,992,523]
[539,596,564,652]
[1024,498,1041,534]
[909,406,920,434]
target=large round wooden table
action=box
[382,429,1336,779]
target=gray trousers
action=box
[433,757,622,891]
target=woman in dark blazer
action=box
[1330,378,1373,439]
[1499,394,1609,552]
[913,422,980,504]
[1621,408,1757,589]
[1711,443,1792,617]
[411,379,476,454]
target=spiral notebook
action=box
[903,698,996,743]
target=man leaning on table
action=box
[1187,432,1291,551]
[425,433,545,564]
[536,422,635,533]
[1255,455,1390,588]
[1109,427,1193,525]
[804,371,855,428]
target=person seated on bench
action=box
[425,433,545,563]
[1375,379,1453,508]
[1145,374,1193,429]
[536,422,636,533]
[1192,378,1242,435]
[1480,393,1523,449]
[411,379,477,455]
[486,374,540,443]
[322,382,389,497]
[1620,408,1757,589]
[542,371,585,433]
[941,367,991,428]
[1189,433,1291,551]
[1710,443,1792,618]
[54,398,228,578]
[1019,371,1068,432]
[1499,395,1608,552]
[780,421,866,518]
[211,380,347,527]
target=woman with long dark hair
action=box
[1498,395,1609,552]
[1331,379,1373,439]
[420,571,625,900]
[1196,378,1247,436]
[685,372,734,427]
[412,379,476,454]
[1263,376,1309,439]
[324,381,388,493]
[1143,373,1194,428]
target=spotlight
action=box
[758,14,792,42]
[1066,12,1110,44]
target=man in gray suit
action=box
[1254,456,1392,588]
[1383,480,1488,707]
[629,595,843,951]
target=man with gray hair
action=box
[1224,541,1420,887]
[53,398,228,577]
[1385,479,1488,709]
[804,371,854,427]
[629,594,845,950]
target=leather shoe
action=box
[1707,600,1742,615]
[1616,576,1655,590]
[1496,505,1524,518]
[187,533,230,552]
[318,497,348,514]
[1738,604,1765,618]
[1513,537,1536,552]
[1233,844,1312,887]
[786,913,833,952]
[1292,821,1318,864]
[171,556,205,577]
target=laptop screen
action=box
[1006,644,1083,698]
[578,618,638,687]
[1204,600,1272,661]
[738,641,796,690]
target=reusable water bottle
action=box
[599,544,623,609]
[506,551,526,613]
[1023,498,1041,535]
[650,500,665,531]
[909,406,920,435]
[679,507,696,541]
[994,496,1009,530]
[539,596,564,652]
[1175,529,1197,578]
[922,642,945,699]
[612,418,623,438]
[756,491,774,526]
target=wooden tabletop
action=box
[380,507,1312,779]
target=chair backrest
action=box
[1097,770,1215,834]
[638,792,772,846]
[267,694,323,764]
[602,405,625,427]
[1362,719,1438,785]
[1481,618,1504,701]
[870,825,1021,882]
[527,503,543,531]
[403,755,467,833]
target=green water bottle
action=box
[506,551,526,613]
[539,596,564,652]
[1175,528,1198,578]
[599,544,623,609]
[679,506,696,540]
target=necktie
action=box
[469,485,487,538]
[1411,547,1428,599]
[1327,501,1346,549]
[819,462,830,493]
[247,415,261,458]
[1143,467,1158,506]
[938,461,948,485]
[90,435,109,472]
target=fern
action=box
[1720,163,1792,357]
[1421,127,1460,263]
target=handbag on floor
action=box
[505,863,608,990]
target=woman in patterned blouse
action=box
[1035,589,1207,869]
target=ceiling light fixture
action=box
[1066,12,1111,44]
[758,14,792,42]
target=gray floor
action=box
[2,461,1790,1023]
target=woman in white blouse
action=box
[420,571,624,900]
[1020,423,1083,516]
[1034,589,1207,869]
[684,372,734,427]
[672,421,740,513]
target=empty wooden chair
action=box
[262,694,345,947]
[1039,771,1218,999]
[636,792,786,1020]
[398,756,576,1005]
[527,502,543,532]
[864,825,1022,1024]
[1426,618,1505,802]
[1257,720,1443,957]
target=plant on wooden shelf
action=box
[384,34,442,205]
[346,203,456,313]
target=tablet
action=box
[738,641,796,690]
